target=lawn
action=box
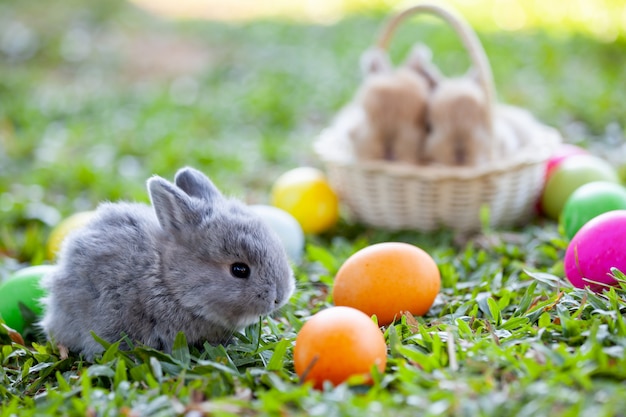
[1,0,626,415]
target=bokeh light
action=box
[128,0,625,41]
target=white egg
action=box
[249,204,305,262]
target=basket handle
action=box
[374,3,495,132]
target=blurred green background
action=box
[1,0,625,266]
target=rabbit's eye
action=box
[230,262,251,279]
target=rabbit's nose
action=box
[273,287,285,307]
[275,282,294,307]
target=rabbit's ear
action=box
[174,167,223,202]
[148,176,201,231]
[360,48,392,77]
[404,43,443,88]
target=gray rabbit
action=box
[40,167,295,360]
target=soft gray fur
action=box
[40,167,295,360]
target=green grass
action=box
[2,0,626,415]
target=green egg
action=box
[561,181,626,240]
[541,154,619,220]
[0,265,53,333]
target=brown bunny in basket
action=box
[406,44,522,166]
[348,47,431,165]
[424,74,493,166]
[425,80,527,166]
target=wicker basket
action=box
[314,3,561,232]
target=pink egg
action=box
[564,210,626,291]
[545,144,588,180]
[536,144,588,214]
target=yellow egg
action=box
[46,211,96,259]
[271,167,339,234]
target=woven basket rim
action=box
[315,124,562,181]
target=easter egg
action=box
[545,144,588,180]
[564,210,626,291]
[271,167,339,234]
[332,242,440,326]
[561,182,626,240]
[248,204,305,262]
[540,155,619,220]
[0,265,53,332]
[294,306,387,389]
[47,211,96,259]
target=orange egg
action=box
[294,306,387,389]
[332,242,440,325]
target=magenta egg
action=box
[564,210,626,291]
